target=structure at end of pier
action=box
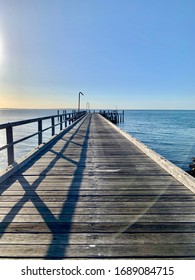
[99,110,124,124]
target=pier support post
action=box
[38,120,43,145]
[6,125,14,165]
[60,115,63,130]
[51,117,55,136]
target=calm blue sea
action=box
[0,109,195,172]
[118,110,195,171]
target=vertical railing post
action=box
[73,111,76,122]
[6,125,14,166]
[51,117,55,136]
[65,113,67,127]
[65,116,67,127]
[38,119,42,145]
[60,115,63,130]
[63,110,66,121]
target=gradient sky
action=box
[0,0,195,109]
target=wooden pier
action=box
[0,113,195,259]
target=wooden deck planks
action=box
[0,113,195,259]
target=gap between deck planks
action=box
[0,113,195,259]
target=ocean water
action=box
[0,109,195,172]
[118,110,195,171]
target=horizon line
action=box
[0,107,195,111]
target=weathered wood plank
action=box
[1,190,192,196]
[8,174,183,180]
[0,244,195,258]
[1,185,186,191]
[1,232,195,244]
[0,195,194,203]
[1,214,195,223]
[0,200,195,210]
[1,222,195,233]
[1,206,195,215]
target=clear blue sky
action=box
[0,0,195,109]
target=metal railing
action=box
[0,111,86,167]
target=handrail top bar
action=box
[0,111,86,130]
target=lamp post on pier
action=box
[78,91,84,112]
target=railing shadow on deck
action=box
[0,114,92,259]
